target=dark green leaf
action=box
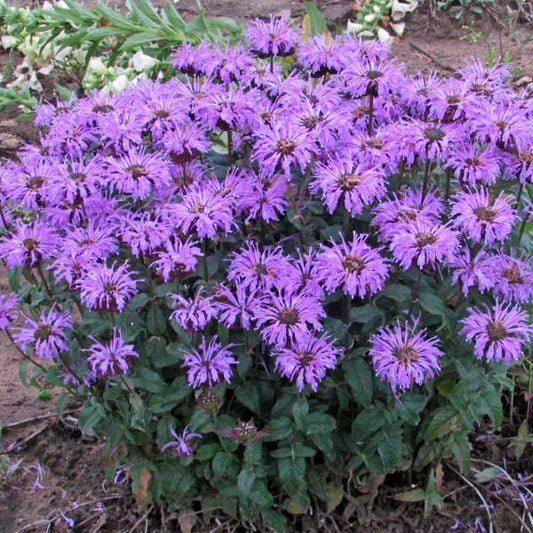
[381,283,411,302]
[212,451,235,477]
[235,382,260,414]
[262,509,287,533]
[303,412,336,435]
[146,305,167,335]
[238,468,256,499]
[265,417,293,441]
[343,357,373,406]
[250,479,274,508]
[197,443,221,461]
[418,291,447,316]
[278,457,306,494]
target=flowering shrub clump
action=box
[0,16,532,527]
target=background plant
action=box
[0,13,531,532]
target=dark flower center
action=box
[70,172,86,183]
[190,204,205,214]
[153,109,169,118]
[23,237,38,250]
[92,104,114,113]
[337,173,362,192]
[352,105,369,119]
[278,306,299,325]
[394,343,419,363]
[34,324,53,341]
[362,137,384,150]
[297,351,315,367]
[126,165,149,179]
[398,208,418,221]
[446,95,462,105]
[302,115,321,130]
[28,176,46,189]
[502,264,524,284]
[416,232,438,247]
[103,282,119,293]
[366,70,383,80]
[495,120,507,132]
[465,157,481,167]
[486,320,507,341]
[276,138,297,155]
[473,206,497,222]
[424,127,445,142]
[260,111,273,122]
[343,254,366,273]
[252,262,268,276]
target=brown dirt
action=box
[0,2,532,532]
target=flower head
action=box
[170,289,219,332]
[317,233,389,298]
[273,332,342,391]
[245,15,299,57]
[0,293,19,330]
[460,301,532,363]
[369,320,443,392]
[181,335,237,388]
[85,328,139,376]
[15,306,72,360]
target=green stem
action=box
[421,156,432,202]
[517,211,530,247]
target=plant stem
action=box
[516,182,524,206]
[517,211,530,247]
[367,92,374,136]
[5,328,47,374]
[408,270,423,318]
[227,129,233,167]
[421,155,432,202]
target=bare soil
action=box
[0,1,532,531]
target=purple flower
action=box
[245,15,299,57]
[273,332,342,391]
[170,289,219,332]
[106,149,171,200]
[450,248,494,296]
[485,254,533,304]
[390,220,459,270]
[344,58,404,98]
[253,119,316,176]
[62,223,119,261]
[161,424,202,458]
[85,328,139,376]
[78,261,138,312]
[310,156,385,215]
[255,291,325,348]
[297,34,344,75]
[371,187,444,243]
[181,335,237,388]
[445,144,501,186]
[151,237,202,282]
[460,301,532,363]
[227,241,290,291]
[15,306,72,360]
[369,321,443,392]
[164,184,236,240]
[0,222,57,268]
[276,250,325,300]
[216,281,263,330]
[317,233,389,298]
[451,189,516,244]
[0,293,19,330]
[120,213,171,258]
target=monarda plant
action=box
[0,15,531,530]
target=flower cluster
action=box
[0,19,531,402]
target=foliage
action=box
[437,0,496,20]
[0,13,532,530]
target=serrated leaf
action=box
[262,509,287,533]
[278,457,306,494]
[343,357,373,406]
[238,468,256,499]
[424,468,443,516]
[303,412,336,435]
[250,479,274,508]
[424,406,462,441]
[418,291,447,316]
[265,417,293,441]
[235,382,260,414]
[212,451,234,477]
[381,283,412,302]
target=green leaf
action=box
[303,0,327,35]
[351,406,385,441]
[326,482,344,513]
[309,433,334,459]
[56,392,68,421]
[350,304,383,325]
[250,479,274,508]
[424,406,462,442]
[238,468,256,499]
[235,382,260,414]
[303,412,336,435]
[78,403,106,434]
[393,488,426,502]
[130,367,166,393]
[373,427,403,471]
[418,291,447,316]
[395,392,427,425]
[265,417,293,441]
[119,31,160,51]
[262,509,287,533]
[381,284,411,302]
[293,446,316,458]
[212,451,234,477]
[197,443,221,461]
[292,398,309,432]
[424,467,443,516]
[54,83,74,102]
[163,0,186,29]
[146,305,167,335]
[451,431,471,472]
[18,359,29,387]
[343,357,373,406]
[270,447,293,459]
[278,457,306,494]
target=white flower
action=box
[131,51,157,72]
